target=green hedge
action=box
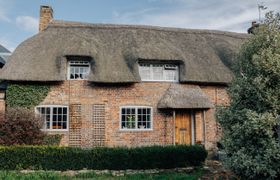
[0,145,207,170]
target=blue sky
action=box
[0,0,279,52]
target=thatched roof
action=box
[0,20,249,83]
[158,84,213,109]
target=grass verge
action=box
[0,169,203,180]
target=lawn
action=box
[0,170,203,180]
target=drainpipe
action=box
[202,110,206,147]
[173,110,176,145]
[191,110,195,145]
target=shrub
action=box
[217,12,280,179]
[42,135,62,146]
[0,108,45,145]
[0,145,207,170]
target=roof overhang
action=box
[158,84,214,109]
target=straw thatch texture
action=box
[0,20,249,83]
[158,84,213,109]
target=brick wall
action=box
[40,81,229,150]
[0,91,5,119]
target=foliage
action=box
[6,83,50,108]
[217,12,280,179]
[0,108,45,145]
[0,145,207,170]
[0,170,203,180]
[42,134,62,146]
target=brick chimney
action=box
[247,21,259,34]
[39,5,53,32]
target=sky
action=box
[0,0,279,52]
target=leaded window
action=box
[36,106,68,131]
[139,63,179,82]
[68,61,90,80]
[120,106,152,130]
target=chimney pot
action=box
[39,5,53,32]
[251,21,257,26]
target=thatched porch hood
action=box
[158,84,213,109]
[0,20,248,83]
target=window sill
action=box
[67,79,88,81]
[41,129,69,132]
[119,129,153,132]
[140,80,179,82]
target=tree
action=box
[0,108,45,145]
[218,12,280,179]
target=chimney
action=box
[247,21,259,34]
[39,5,53,32]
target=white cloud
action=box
[112,0,280,33]
[0,0,11,22]
[16,16,38,33]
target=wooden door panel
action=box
[175,112,191,145]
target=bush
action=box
[0,145,207,170]
[217,12,280,179]
[42,135,62,146]
[0,108,45,145]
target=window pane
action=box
[139,63,178,82]
[139,65,151,80]
[41,108,45,114]
[121,108,136,129]
[58,108,62,114]
[139,108,151,129]
[36,106,68,130]
[62,122,67,129]
[46,107,50,114]
[63,108,67,114]
[164,70,176,81]
[53,107,57,115]
[69,61,90,80]
[152,65,163,80]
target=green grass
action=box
[0,170,203,180]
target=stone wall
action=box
[40,81,229,150]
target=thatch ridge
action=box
[1,20,249,83]
[48,20,248,39]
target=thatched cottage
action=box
[0,6,248,150]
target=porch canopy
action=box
[158,84,214,109]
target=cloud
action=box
[112,0,280,33]
[0,0,11,22]
[16,16,38,33]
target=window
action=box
[36,106,68,131]
[68,61,90,80]
[139,63,179,82]
[120,106,152,130]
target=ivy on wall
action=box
[6,83,50,108]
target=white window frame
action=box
[138,63,179,82]
[119,106,153,131]
[67,60,90,80]
[35,105,69,132]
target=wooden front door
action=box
[175,111,191,145]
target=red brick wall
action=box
[0,91,5,119]
[40,81,229,150]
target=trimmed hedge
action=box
[0,145,207,170]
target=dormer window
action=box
[68,60,90,80]
[139,62,179,82]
